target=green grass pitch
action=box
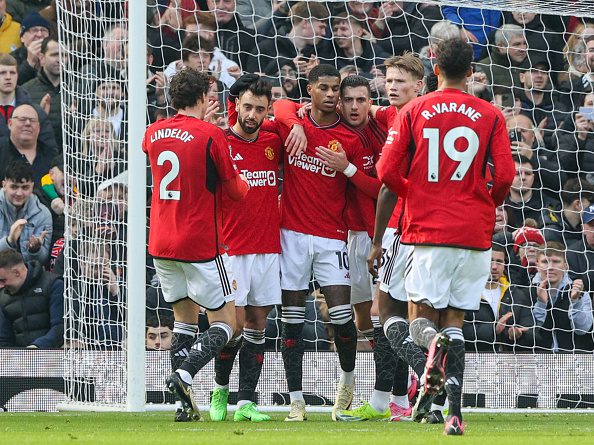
[1,412,594,445]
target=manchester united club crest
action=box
[328,140,342,152]
[265,146,275,160]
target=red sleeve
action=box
[211,127,239,181]
[228,98,282,134]
[349,169,382,198]
[272,99,304,141]
[223,174,249,201]
[376,111,412,197]
[489,116,516,206]
[375,106,397,130]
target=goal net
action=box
[54,0,594,412]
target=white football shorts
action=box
[230,253,281,307]
[379,232,412,303]
[154,254,235,311]
[348,230,373,305]
[280,229,350,290]
[405,246,491,311]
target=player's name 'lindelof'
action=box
[421,102,482,122]
[150,128,195,143]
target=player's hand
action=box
[536,278,549,304]
[285,124,307,157]
[8,219,27,247]
[496,311,513,334]
[367,242,383,278]
[297,102,312,119]
[315,146,349,172]
[229,73,260,98]
[204,100,220,122]
[570,279,584,301]
[27,231,47,253]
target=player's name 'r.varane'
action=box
[288,152,336,177]
[149,128,195,143]
[421,101,482,122]
[241,169,276,187]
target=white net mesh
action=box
[48,0,594,410]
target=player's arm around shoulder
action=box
[211,127,250,201]
[488,107,516,206]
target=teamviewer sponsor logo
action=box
[242,169,277,187]
[287,153,337,178]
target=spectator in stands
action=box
[509,220,545,287]
[543,178,594,245]
[476,24,528,103]
[0,248,63,348]
[92,78,127,141]
[10,12,50,85]
[210,0,258,71]
[68,240,123,348]
[146,0,182,72]
[442,5,502,61]
[164,33,239,89]
[0,104,57,186]
[375,1,442,57]
[558,92,594,177]
[77,23,127,114]
[35,155,64,261]
[22,37,62,146]
[0,0,22,54]
[278,61,303,101]
[505,113,565,200]
[463,244,533,352]
[6,0,51,24]
[0,54,57,153]
[531,241,594,352]
[503,12,567,87]
[77,118,125,197]
[504,155,547,228]
[235,0,279,34]
[146,45,167,124]
[0,161,52,265]
[146,313,174,350]
[247,1,332,75]
[331,12,388,73]
[419,20,460,77]
[560,34,594,110]
[567,204,594,293]
[502,52,570,140]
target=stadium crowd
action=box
[1,0,594,358]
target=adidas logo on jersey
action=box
[233,153,244,161]
[174,348,189,358]
[192,343,202,352]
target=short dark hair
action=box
[0,249,24,269]
[308,64,340,84]
[181,34,214,62]
[146,313,174,331]
[169,68,210,110]
[4,160,33,183]
[435,38,473,81]
[561,177,594,206]
[49,155,63,171]
[41,37,58,54]
[512,153,533,167]
[240,77,273,103]
[340,75,370,98]
[492,243,507,255]
[537,240,566,261]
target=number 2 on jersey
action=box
[423,126,479,182]
[157,150,181,200]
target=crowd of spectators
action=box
[1,1,594,352]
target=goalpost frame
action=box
[126,0,148,412]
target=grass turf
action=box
[1,412,593,445]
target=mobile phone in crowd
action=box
[579,107,594,121]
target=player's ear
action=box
[466,66,473,79]
[306,83,312,96]
[433,64,440,77]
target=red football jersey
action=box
[374,105,398,130]
[345,116,387,236]
[222,128,283,255]
[377,89,515,250]
[143,114,239,261]
[274,101,370,241]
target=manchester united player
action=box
[376,38,515,435]
[208,75,284,423]
[142,68,248,422]
[272,64,374,421]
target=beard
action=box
[238,116,261,134]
